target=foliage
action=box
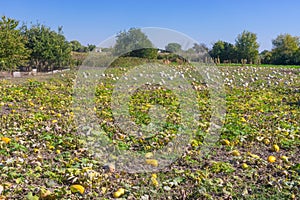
[87,44,96,52]
[128,48,158,59]
[271,34,300,65]
[70,40,85,52]
[181,43,210,62]
[209,31,260,65]
[0,63,299,199]
[165,43,182,53]
[0,16,30,71]
[21,23,71,72]
[70,40,96,53]
[294,49,300,64]
[192,43,209,54]
[260,50,272,64]
[209,32,300,66]
[235,30,259,64]
[113,28,154,58]
[2,15,300,69]
[209,41,236,63]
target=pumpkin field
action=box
[0,61,299,199]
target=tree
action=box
[113,28,154,57]
[165,43,182,53]
[54,27,72,69]
[70,41,96,52]
[235,31,259,64]
[183,43,209,62]
[223,42,236,63]
[70,40,83,52]
[192,43,208,54]
[271,34,299,65]
[260,50,272,64]
[87,44,96,52]
[209,41,224,61]
[0,16,30,72]
[22,24,71,71]
[293,49,300,65]
[209,41,236,63]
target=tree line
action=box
[113,28,300,66]
[209,31,300,65]
[164,31,300,65]
[1,15,300,73]
[0,16,95,72]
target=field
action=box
[0,60,299,199]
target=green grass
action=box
[216,62,300,69]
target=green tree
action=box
[22,24,71,71]
[235,31,259,64]
[0,16,30,71]
[260,50,272,64]
[165,43,182,53]
[113,28,154,57]
[209,41,236,63]
[54,27,72,68]
[271,34,299,65]
[70,41,96,52]
[223,42,236,62]
[70,40,83,52]
[293,49,300,65]
[209,41,224,61]
[87,44,96,52]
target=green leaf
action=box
[26,192,39,200]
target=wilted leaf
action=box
[145,159,158,167]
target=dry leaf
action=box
[145,159,158,167]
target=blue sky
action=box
[1,0,300,51]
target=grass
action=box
[216,63,300,69]
[0,58,299,199]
